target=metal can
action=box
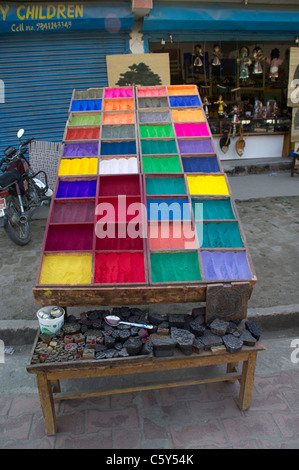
[50,307,64,319]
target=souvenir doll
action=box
[202,96,211,118]
[212,45,221,66]
[253,99,263,119]
[266,48,283,81]
[252,47,264,75]
[238,47,252,80]
[230,103,241,137]
[193,44,204,68]
[214,95,227,117]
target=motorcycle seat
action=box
[0,169,20,189]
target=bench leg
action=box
[238,351,257,410]
[227,362,238,374]
[37,373,57,436]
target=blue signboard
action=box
[0,2,134,34]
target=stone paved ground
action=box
[1,370,299,449]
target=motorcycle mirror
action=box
[17,129,25,139]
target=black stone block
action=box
[189,319,206,337]
[223,334,243,354]
[210,319,229,336]
[170,327,195,355]
[119,329,131,344]
[240,329,256,346]
[148,312,167,326]
[201,331,223,350]
[124,337,143,356]
[104,334,116,349]
[151,334,176,357]
[192,338,205,354]
[245,321,261,340]
[168,314,186,328]
[142,340,153,355]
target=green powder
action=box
[139,125,174,138]
[141,139,178,155]
[142,156,182,173]
[151,252,202,283]
[199,222,244,248]
[192,199,235,220]
[69,114,101,126]
[146,177,186,195]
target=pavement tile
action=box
[61,396,110,414]
[161,401,194,424]
[56,410,85,435]
[140,390,159,408]
[282,389,299,411]
[188,397,242,420]
[170,421,227,448]
[205,380,240,400]
[222,413,281,444]
[254,372,298,394]
[143,417,169,440]
[272,412,299,439]
[56,431,113,449]
[243,390,290,414]
[9,396,42,417]
[0,414,33,441]
[158,384,208,406]
[85,406,139,433]
[110,392,136,408]
[0,397,12,416]
[113,428,142,449]
[2,438,55,449]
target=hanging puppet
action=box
[212,45,221,66]
[230,103,241,138]
[253,99,263,119]
[266,48,283,81]
[193,44,204,68]
[214,94,227,117]
[238,47,252,80]
[252,47,264,75]
[202,96,211,118]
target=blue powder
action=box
[169,96,201,107]
[101,141,136,155]
[71,100,102,111]
[182,156,220,173]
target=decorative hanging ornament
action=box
[266,48,283,81]
[252,47,264,75]
[193,44,204,68]
[238,47,251,80]
[212,45,221,66]
[230,103,241,138]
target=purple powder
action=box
[56,180,97,198]
[63,142,99,157]
[178,140,214,154]
[201,251,252,280]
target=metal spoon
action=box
[104,315,154,330]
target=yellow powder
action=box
[171,109,205,122]
[39,254,92,284]
[58,158,98,176]
[187,175,230,196]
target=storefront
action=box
[142,2,299,159]
[0,2,134,151]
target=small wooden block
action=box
[82,348,95,360]
[211,345,227,355]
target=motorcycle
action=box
[0,129,53,246]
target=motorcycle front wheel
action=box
[4,195,31,246]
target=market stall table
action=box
[26,332,265,436]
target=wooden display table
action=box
[26,332,265,436]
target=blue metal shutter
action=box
[0,32,129,152]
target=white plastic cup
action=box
[37,306,65,335]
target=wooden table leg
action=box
[238,351,257,410]
[36,373,57,436]
[52,380,61,394]
[227,362,238,374]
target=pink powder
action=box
[174,123,210,137]
[104,88,133,98]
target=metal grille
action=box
[0,32,129,153]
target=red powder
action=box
[94,252,145,284]
[65,127,100,140]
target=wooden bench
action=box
[27,331,265,436]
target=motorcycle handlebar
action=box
[22,137,34,146]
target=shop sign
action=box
[0,2,132,34]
